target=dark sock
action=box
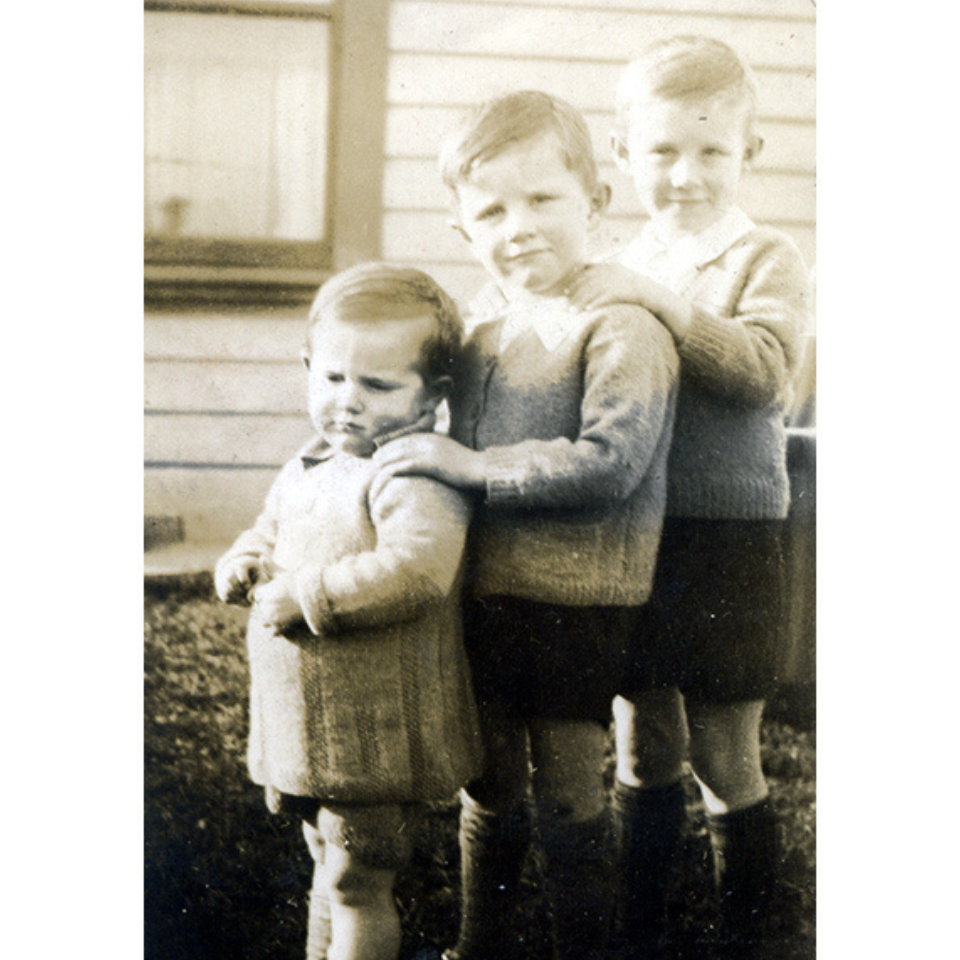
[707,797,783,959]
[537,805,614,960]
[611,779,687,958]
[445,793,533,960]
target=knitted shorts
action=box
[622,518,788,704]
[279,794,425,870]
[463,595,640,725]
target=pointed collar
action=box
[470,283,583,353]
[619,207,756,292]
[299,414,437,468]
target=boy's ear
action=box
[610,132,631,173]
[426,375,453,407]
[588,182,612,229]
[448,217,471,244]
[743,134,764,165]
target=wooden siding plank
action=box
[385,104,815,173]
[390,3,814,69]
[146,467,277,542]
[441,0,815,19]
[145,359,308,413]
[146,412,314,465]
[145,312,309,361]
[387,54,814,119]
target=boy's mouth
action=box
[505,248,549,264]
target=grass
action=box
[145,575,815,960]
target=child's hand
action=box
[565,263,652,313]
[251,572,304,633]
[373,434,487,490]
[215,557,264,606]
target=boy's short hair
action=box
[307,262,463,382]
[616,35,759,134]
[439,90,601,197]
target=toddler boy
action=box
[216,263,483,960]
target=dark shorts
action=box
[623,519,788,704]
[280,794,425,870]
[464,596,640,725]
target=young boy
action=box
[215,263,484,960]
[566,35,811,960]
[373,91,679,960]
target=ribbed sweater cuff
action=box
[296,564,336,635]
[679,305,744,375]
[482,450,528,507]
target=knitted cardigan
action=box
[450,291,679,607]
[216,436,483,803]
[617,211,810,519]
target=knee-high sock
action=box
[707,797,782,958]
[537,804,614,960]
[611,780,686,954]
[445,793,533,960]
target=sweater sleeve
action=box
[482,306,679,509]
[295,474,471,635]
[678,232,809,408]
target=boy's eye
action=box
[325,372,344,383]
[364,379,397,392]
[475,204,503,222]
[530,193,555,205]
[703,147,726,158]
[650,146,676,158]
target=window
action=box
[145,0,364,302]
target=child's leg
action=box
[302,817,333,960]
[446,714,533,960]
[322,846,400,960]
[313,804,422,960]
[610,690,689,958]
[529,718,613,960]
[685,699,781,959]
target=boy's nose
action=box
[338,382,365,413]
[669,156,698,187]
[504,205,535,241]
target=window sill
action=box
[144,264,330,307]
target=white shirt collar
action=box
[617,207,756,293]
[470,284,582,353]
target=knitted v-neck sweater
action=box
[450,293,679,607]
[618,215,810,519]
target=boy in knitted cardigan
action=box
[374,92,679,960]
[565,36,812,960]
[215,264,483,960]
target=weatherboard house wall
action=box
[145,0,815,545]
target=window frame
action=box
[144,0,390,305]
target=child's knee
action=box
[613,690,687,786]
[320,846,394,908]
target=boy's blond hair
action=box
[439,90,602,198]
[616,35,759,135]
[307,262,463,382]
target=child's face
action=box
[616,93,758,242]
[454,133,608,300]
[305,313,444,457]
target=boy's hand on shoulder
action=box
[373,434,487,491]
[252,571,304,633]
[565,263,650,312]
